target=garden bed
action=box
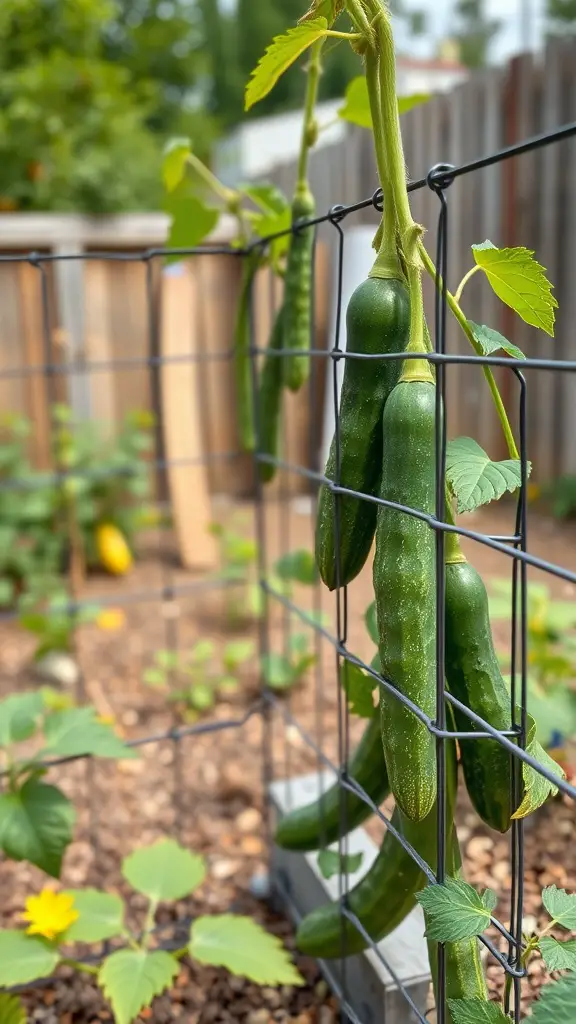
[1,501,575,1020]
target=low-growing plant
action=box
[143,638,256,718]
[542,475,576,520]
[0,689,135,876]
[0,839,303,1024]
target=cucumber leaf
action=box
[448,1000,508,1024]
[512,712,565,819]
[415,877,496,942]
[446,436,527,513]
[0,993,26,1024]
[300,0,343,24]
[317,849,363,880]
[530,972,576,1022]
[539,936,576,972]
[245,19,328,111]
[164,194,219,264]
[341,661,376,718]
[542,885,576,930]
[467,321,526,361]
[338,76,430,130]
[162,138,190,193]
[99,949,178,1024]
[471,241,557,337]
[189,914,304,985]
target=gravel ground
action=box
[1,500,575,1021]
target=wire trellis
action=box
[0,117,575,1023]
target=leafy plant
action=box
[489,578,576,750]
[416,879,576,1021]
[0,839,303,1023]
[261,632,317,690]
[0,689,135,876]
[543,475,576,520]
[143,638,255,719]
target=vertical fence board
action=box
[18,263,51,467]
[84,261,116,432]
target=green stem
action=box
[185,152,234,205]
[365,48,401,278]
[454,265,481,304]
[325,29,362,39]
[62,958,99,976]
[296,38,325,193]
[418,240,520,460]
[346,0,374,36]
[171,945,188,960]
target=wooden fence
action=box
[262,39,576,481]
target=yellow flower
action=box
[527,482,540,503]
[96,608,126,632]
[22,890,78,940]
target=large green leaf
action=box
[245,19,328,111]
[122,839,206,903]
[471,241,557,336]
[467,321,525,360]
[542,885,576,930]
[0,931,60,986]
[539,936,576,971]
[41,707,135,760]
[99,949,178,1024]
[530,972,576,1022]
[162,137,191,192]
[0,777,75,878]
[63,889,125,943]
[447,1000,508,1024]
[398,92,430,114]
[0,691,46,747]
[0,993,26,1024]
[416,878,496,942]
[164,195,219,263]
[189,914,304,985]
[446,437,525,513]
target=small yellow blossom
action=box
[22,890,78,940]
[527,482,540,504]
[96,713,116,726]
[96,608,126,632]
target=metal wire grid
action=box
[0,117,574,1020]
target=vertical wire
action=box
[250,248,274,858]
[145,256,182,841]
[431,177,450,1024]
[308,228,328,850]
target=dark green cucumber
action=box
[257,304,284,484]
[275,713,388,852]
[445,559,513,833]
[374,378,437,822]
[315,276,410,591]
[283,189,315,392]
[235,253,259,452]
[427,831,488,1022]
[296,743,457,958]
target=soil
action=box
[1,499,575,1022]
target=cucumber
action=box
[445,560,513,833]
[295,742,457,958]
[282,189,316,392]
[374,378,437,822]
[315,275,410,591]
[257,304,284,484]
[275,713,389,852]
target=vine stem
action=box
[185,152,234,205]
[61,958,99,976]
[418,240,520,460]
[296,37,325,193]
[364,48,400,276]
[454,264,481,303]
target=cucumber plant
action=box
[0,839,303,1024]
[143,638,255,719]
[0,689,135,877]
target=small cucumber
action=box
[257,304,284,484]
[282,189,315,392]
[445,560,513,832]
[295,742,457,958]
[315,275,410,590]
[275,713,389,852]
[374,378,437,822]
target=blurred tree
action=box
[453,0,500,68]
[546,0,576,35]
[0,0,214,212]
